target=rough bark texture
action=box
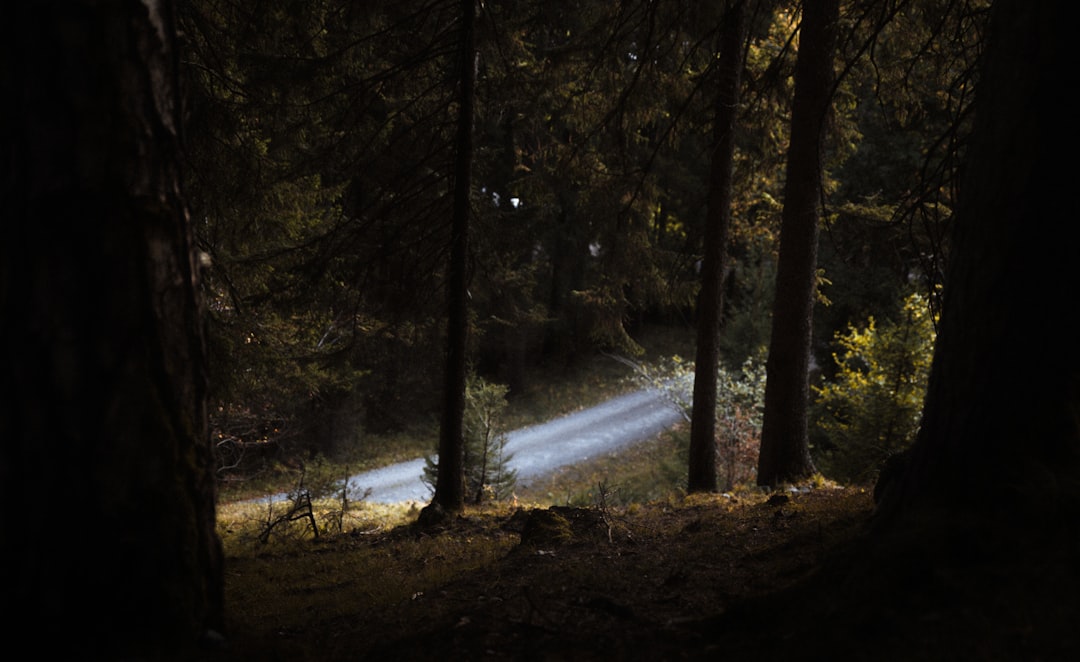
[757,0,839,487]
[0,0,223,656]
[430,0,477,516]
[688,0,749,493]
[877,0,1080,521]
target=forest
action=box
[1,0,1077,659]
[178,0,963,494]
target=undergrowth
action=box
[217,324,695,506]
[210,483,878,662]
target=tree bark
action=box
[687,0,750,494]
[429,0,477,516]
[876,0,1080,522]
[757,0,839,487]
[0,0,223,656]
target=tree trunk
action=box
[428,0,477,517]
[757,0,839,487]
[876,0,1080,522]
[687,0,750,494]
[0,0,223,656]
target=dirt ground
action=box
[207,485,1078,661]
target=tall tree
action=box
[876,0,1078,520]
[0,0,223,657]
[757,0,840,487]
[426,0,478,518]
[688,0,751,493]
[181,0,464,446]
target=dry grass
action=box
[209,483,876,661]
[217,323,696,506]
[207,323,1079,660]
[209,478,1079,662]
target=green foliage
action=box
[719,224,779,366]
[714,352,769,490]
[424,375,518,503]
[184,0,466,451]
[814,1,987,357]
[180,0,985,482]
[811,291,938,483]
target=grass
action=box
[221,517,518,634]
[511,427,690,506]
[211,479,1078,662]
[215,322,704,557]
[206,321,1077,661]
[212,320,720,656]
[216,322,698,508]
[210,484,883,661]
[215,421,694,551]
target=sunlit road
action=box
[246,388,683,505]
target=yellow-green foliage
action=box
[812,291,937,483]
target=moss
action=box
[518,508,574,546]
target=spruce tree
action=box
[425,375,517,504]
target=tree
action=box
[425,0,478,519]
[687,0,750,493]
[0,0,223,657]
[177,0,801,470]
[180,0,460,447]
[424,375,518,503]
[812,290,937,483]
[757,0,840,487]
[876,0,1079,520]
[813,0,986,374]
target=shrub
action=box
[714,353,767,490]
[623,352,767,491]
[811,290,937,483]
[424,374,518,503]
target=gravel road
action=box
[246,388,684,505]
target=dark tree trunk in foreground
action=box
[688,0,749,494]
[0,1,223,657]
[711,4,1077,657]
[877,0,1079,521]
[428,0,477,517]
[756,0,839,487]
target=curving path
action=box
[246,388,684,505]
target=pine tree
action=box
[425,375,517,504]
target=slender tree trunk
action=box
[688,0,749,493]
[876,0,1079,522]
[757,0,839,487]
[0,0,223,656]
[429,0,476,517]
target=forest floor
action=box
[206,483,1078,661]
